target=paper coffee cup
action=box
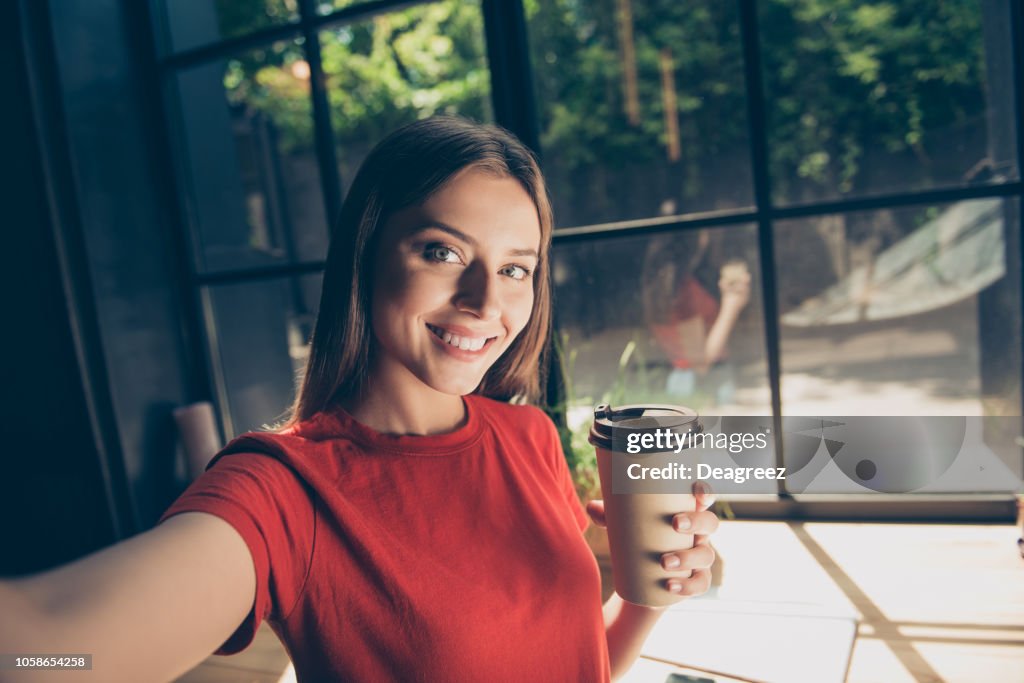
[589,404,702,607]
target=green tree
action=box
[761,0,985,201]
[218,0,490,165]
[213,0,993,215]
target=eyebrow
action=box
[410,221,540,259]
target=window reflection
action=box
[775,198,1021,416]
[553,226,771,435]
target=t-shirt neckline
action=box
[299,395,485,456]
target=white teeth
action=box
[428,324,492,352]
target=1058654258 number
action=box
[0,654,91,670]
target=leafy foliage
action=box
[760,0,985,200]
[219,1,490,157]
[214,0,991,208]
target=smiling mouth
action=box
[426,324,498,352]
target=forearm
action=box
[0,578,54,682]
[0,514,257,683]
[603,592,667,681]
[703,304,742,368]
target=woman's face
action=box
[369,167,542,397]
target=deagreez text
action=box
[627,463,786,483]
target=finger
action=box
[691,481,716,510]
[666,568,712,596]
[585,499,607,527]
[673,509,719,536]
[660,543,716,572]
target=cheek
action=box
[373,267,449,331]
[369,267,411,344]
[506,287,535,336]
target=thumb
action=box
[585,499,607,527]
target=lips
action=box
[426,323,498,352]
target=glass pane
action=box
[777,199,1023,494]
[553,225,771,441]
[174,40,329,273]
[776,198,1022,416]
[208,273,323,435]
[319,0,493,198]
[157,0,300,54]
[526,0,753,228]
[761,0,1019,205]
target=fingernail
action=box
[668,580,683,594]
[675,517,692,531]
[663,554,681,569]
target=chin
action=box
[419,370,487,398]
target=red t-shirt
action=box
[649,276,721,369]
[159,395,610,682]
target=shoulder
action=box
[200,447,311,502]
[206,445,290,474]
[208,430,310,470]
[201,430,328,499]
[161,443,316,538]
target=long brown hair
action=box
[277,116,554,429]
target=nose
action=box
[455,262,501,320]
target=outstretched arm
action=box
[1,512,257,683]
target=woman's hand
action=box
[718,261,752,313]
[585,482,720,598]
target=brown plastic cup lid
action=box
[588,403,701,452]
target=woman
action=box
[0,117,718,682]
[642,230,751,405]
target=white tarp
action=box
[782,198,1005,326]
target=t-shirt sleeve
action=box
[532,407,590,534]
[158,450,315,655]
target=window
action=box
[152,0,1023,507]
[531,0,1022,503]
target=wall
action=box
[1,1,117,574]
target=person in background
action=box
[642,230,752,406]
